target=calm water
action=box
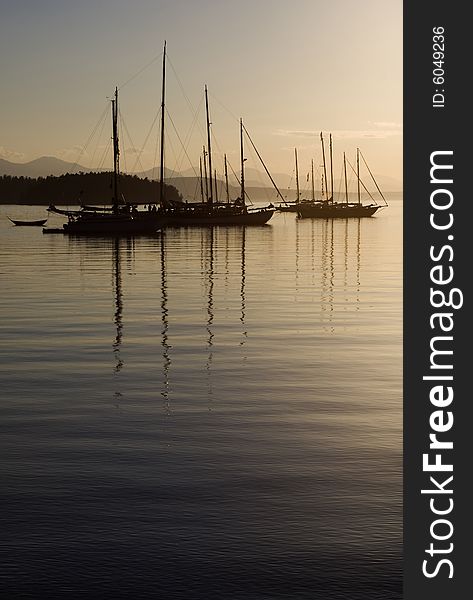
[0,199,402,599]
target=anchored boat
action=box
[48,87,165,235]
[158,57,275,226]
[297,133,388,218]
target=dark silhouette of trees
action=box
[0,172,182,205]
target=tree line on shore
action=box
[0,172,182,205]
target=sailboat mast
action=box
[343,151,349,205]
[159,41,166,207]
[214,170,218,203]
[357,147,361,205]
[112,87,120,213]
[295,148,300,203]
[199,157,204,203]
[311,158,315,202]
[240,118,245,205]
[205,85,213,205]
[321,132,328,203]
[329,133,334,203]
[224,154,230,203]
[203,147,209,203]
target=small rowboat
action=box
[8,218,48,226]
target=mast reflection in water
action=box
[112,238,124,374]
[204,228,215,400]
[159,231,171,414]
[0,200,402,599]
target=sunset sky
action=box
[0,0,402,184]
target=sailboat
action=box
[48,88,165,234]
[277,151,322,213]
[276,149,301,213]
[162,82,275,227]
[297,134,387,218]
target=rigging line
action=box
[298,162,310,200]
[287,169,295,196]
[89,106,110,171]
[118,52,163,90]
[244,143,271,203]
[97,138,112,171]
[346,158,377,204]
[167,97,204,174]
[167,57,207,139]
[283,169,295,202]
[165,108,199,178]
[226,158,252,205]
[207,92,268,203]
[346,167,354,193]
[160,122,186,186]
[151,119,161,181]
[192,177,200,202]
[227,159,240,185]
[312,162,322,197]
[245,192,254,205]
[359,150,388,205]
[227,152,251,205]
[71,103,109,172]
[208,131,226,174]
[162,124,177,171]
[343,172,353,204]
[178,95,205,157]
[241,123,285,203]
[225,159,252,205]
[119,109,146,174]
[131,108,161,174]
[208,91,239,125]
[337,163,344,198]
[118,111,128,175]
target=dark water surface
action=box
[0,200,402,599]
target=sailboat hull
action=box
[297,203,380,218]
[165,207,275,226]
[63,213,164,235]
[276,203,299,213]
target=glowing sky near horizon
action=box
[0,0,402,182]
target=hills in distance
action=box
[0,155,293,188]
[0,155,403,194]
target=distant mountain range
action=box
[0,156,402,192]
[0,156,94,178]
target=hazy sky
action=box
[0,0,402,182]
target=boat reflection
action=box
[204,228,215,400]
[160,231,171,414]
[239,227,247,352]
[112,238,124,373]
[107,218,362,404]
[293,217,362,332]
[148,226,253,408]
[321,218,335,331]
[324,217,361,328]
